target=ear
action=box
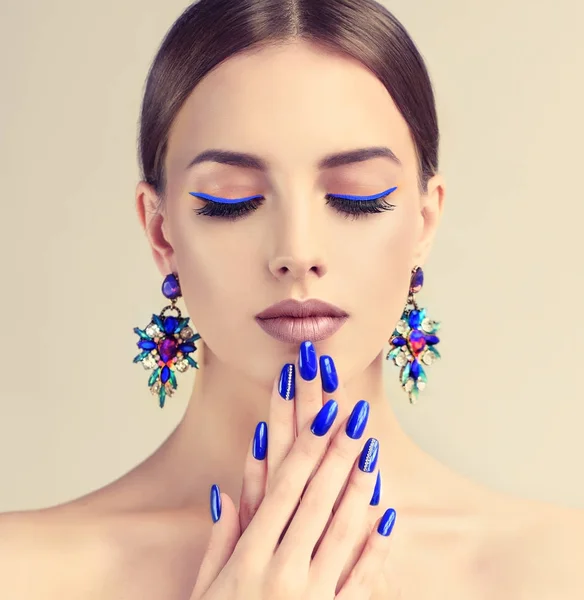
[413,172,445,266]
[135,180,176,277]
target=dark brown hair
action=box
[138,0,439,200]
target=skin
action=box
[1,39,584,599]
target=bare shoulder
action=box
[516,501,584,597]
[0,508,117,599]
[0,505,210,600]
[472,495,584,599]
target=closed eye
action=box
[189,186,398,221]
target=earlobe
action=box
[135,180,176,277]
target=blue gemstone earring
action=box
[386,266,441,404]
[133,273,201,408]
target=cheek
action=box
[341,207,418,349]
[168,215,258,353]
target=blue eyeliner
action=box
[190,186,397,204]
[328,186,398,201]
[189,192,264,204]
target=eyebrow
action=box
[186,146,401,172]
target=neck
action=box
[152,342,456,512]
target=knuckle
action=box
[345,470,369,498]
[270,472,296,503]
[296,431,319,462]
[327,512,352,544]
[329,432,360,464]
[233,546,263,580]
[266,558,305,596]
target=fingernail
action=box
[358,437,379,473]
[310,399,338,436]
[210,484,222,523]
[319,355,338,392]
[252,421,268,460]
[370,471,382,506]
[377,508,396,536]
[299,341,317,380]
[278,363,295,400]
[345,399,369,439]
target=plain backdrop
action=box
[0,0,583,513]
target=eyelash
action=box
[189,188,397,222]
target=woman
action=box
[1,0,583,598]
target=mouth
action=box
[255,298,349,343]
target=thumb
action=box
[190,485,240,599]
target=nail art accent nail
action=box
[377,508,396,536]
[319,355,338,393]
[310,399,339,436]
[252,421,268,460]
[278,363,295,400]
[370,471,382,506]
[345,399,370,439]
[358,437,379,473]
[210,484,222,523]
[299,341,317,381]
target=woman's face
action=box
[137,40,444,384]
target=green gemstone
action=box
[388,347,401,359]
[133,351,150,363]
[148,368,160,387]
[133,327,151,340]
[401,362,411,385]
[185,355,198,369]
[419,367,428,383]
[429,346,441,359]
[170,370,177,389]
[159,387,166,408]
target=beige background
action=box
[0,0,583,513]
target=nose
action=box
[268,255,327,281]
[267,200,328,283]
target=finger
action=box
[277,402,374,560]
[335,508,397,600]
[190,487,240,599]
[310,378,357,506]
[239,421,268,532]
[302,354,350,494]
[242,398,340,553]
[310,464,379,590]
[266,364,296,489]
[295,341,323,434]
[312,469,381,562]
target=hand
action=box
[239,344,382,566]
[190,344,397,599]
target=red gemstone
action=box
[408,329,426,356]
[158,337,178,363]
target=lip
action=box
[255,315,348,343]
[255,298,348,320]
[255,299,349,344]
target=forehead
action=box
[167,40,415,175]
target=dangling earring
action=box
[386,266,441,404]
[133,273,201,408]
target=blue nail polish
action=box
[319,355,338,393]
[252,421,268,460]
[210,484,222,523]
[278,363,295,400]
[377,508,396,536]
[370,471,382,506]
[358,438,379,473]
[310,399,338,436]
[299,341,317,381]
[345,400,369,439]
